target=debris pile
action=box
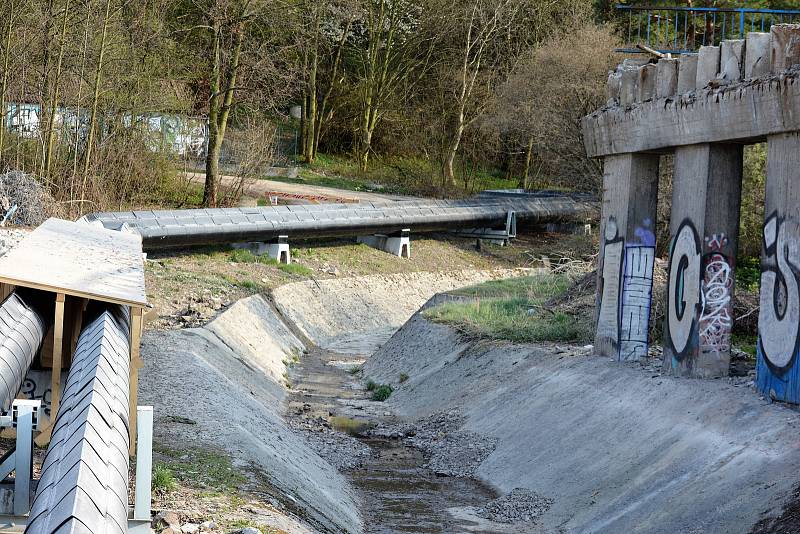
[0,171,55,227]
[0,228,28,257]
[477,487,554,524]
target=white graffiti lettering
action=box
[667,221,702,357]
[620,245,655,361]
[699,254,733,354]
[597,219,623,353]
[759,214,800,369]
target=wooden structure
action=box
[583,24,800,401]
[0,218,147,448]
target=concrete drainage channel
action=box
[139,269,527,533]
[143,267,800,533]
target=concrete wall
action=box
[139,295,363,534]
[365,305,800,533]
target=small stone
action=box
[160,529,178,534]
[181,524,200,534]
[200,521,216,531]
[153,511,180,529]
[239,528,262,534]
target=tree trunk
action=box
[443,106,465,186]
[204,21,243,207]
[521,136,533,189]
[203,24,222,207]
[82,0,112,192]
[44,0,71,178]
[0,5,14,160]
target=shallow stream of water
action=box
[287,341,500,533]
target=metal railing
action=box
[616,3,800,54]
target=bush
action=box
[371,384,393,401]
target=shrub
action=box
[371,384,393,401]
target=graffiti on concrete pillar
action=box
[620,244,655,360]
[758,213,800,373]
[667,219,702,359]
[699,234,733,356]
[597,218,624,354]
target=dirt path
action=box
[284,343,513,533]
[186,172,410,203]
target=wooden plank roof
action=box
[0,218,147,307]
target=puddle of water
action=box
[347,438,497,534]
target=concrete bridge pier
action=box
[663,144,743,378]
[594,153,659,361]
[757,133,800,402]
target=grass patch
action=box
[365,379,377,391]
[399,372,409,383]
[277,152,519,198]
[152,464,178,493]
[423,274,590,344]
[154,446,248,494]
[733,333,758,358]
[371,384,393,401]
[330,416,373,436]
[229,248,313,277]
[451,274,571,299]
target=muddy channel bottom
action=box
[287,336,501,534]
[346,437,497,533]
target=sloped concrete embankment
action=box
[271,269,529,353]
[363,298,800,534]
[139,295,363,533]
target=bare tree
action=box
[440,0,519,186]
[491,22,620,192]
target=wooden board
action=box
[582,74,800,158]
[0,218,147,307]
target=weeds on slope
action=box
[423,274,591,344]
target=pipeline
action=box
[26,303,130,534]
[0,289,50,412]
[82,196,598,249]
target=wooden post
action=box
[655,58,678,98]
[637,64,657,102]
[595,153,659,361]
[129,306,143,455]
[770,24,800,73]
[677,54,698,93]
[50,293,65,420]
[663,144,743,377]
[745,32,771,78]
[720,40,745,82]
[696,46,720,88]
[756,133,800,402]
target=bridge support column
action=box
[595,153,659,361]
[358,229,410,258]
[663,144,742,378]
[757,133,800,402]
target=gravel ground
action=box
[286,413,372,471]
[368,410,497,478]
[478,488,554,524]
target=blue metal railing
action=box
[616,4,800,54]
